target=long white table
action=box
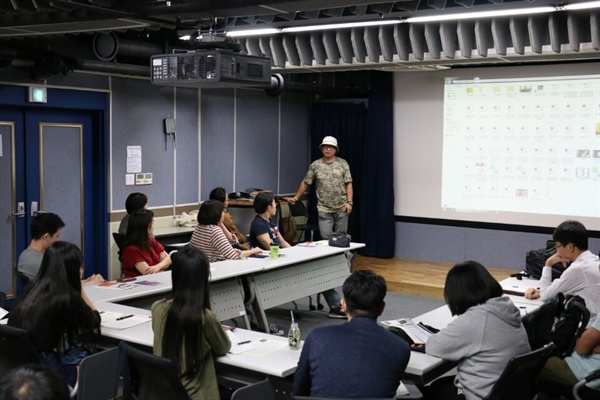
[94,301,301,379]
[87,242,364,383]
[85,266,254,329]
[250,243,365,332]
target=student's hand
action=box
[410,344,425,353]
[145,266,160,274]
[243,248,263,258]
[546,252,569,269]
[524,288,540,299]
[82,274,106,286]
[593,344,600,354]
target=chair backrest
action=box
[231,379,276,400]
[120,341,190,400]
[112,232,127,262]
[77,347,121,400]
[482,342,555,400]
[0,324,41,376]
[288,201,309,218]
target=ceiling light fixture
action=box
[221,2,600,38]
[563,1,600,10]
[403,6,555,23]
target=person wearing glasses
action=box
[524,220,600,328]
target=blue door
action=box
[0,106,106,297]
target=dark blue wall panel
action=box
[200,88,235,198]
[280,92,310,194]
[175,87,199,205]
[236,88,279,192]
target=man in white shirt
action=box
[525,220,600,328]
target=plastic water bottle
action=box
[288,322,300,350]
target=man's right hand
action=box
[284,197,296,204]
[524,287,540,299]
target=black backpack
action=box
[522,293,590,358]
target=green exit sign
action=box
[28,87,47,103]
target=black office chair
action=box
[0,291,6,310]
[0,324,41,376]
[77,346,121,400]
[292,379,423,399]
[287,201,319,243]
[231,379,276,400]
[112,232,127,262]
[539,369,600,400]
[482,342,555,400]
[573,369,600,400]
[120,341,191,400]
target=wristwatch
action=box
[347,201,353,206]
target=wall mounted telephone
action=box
[163,118,176,149]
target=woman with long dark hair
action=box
[8,241,100,387]
[151,246,231,399]
[121,209,171,277]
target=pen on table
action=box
[237,340,251,345]
[417,322,434,334]
[116,314,134,321]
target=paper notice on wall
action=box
[127,146,142,173]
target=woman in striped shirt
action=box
[189,200,262,262]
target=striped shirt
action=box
[189,224,242,263]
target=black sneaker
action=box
[328,306,346,319]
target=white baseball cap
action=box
[320,136,338,150]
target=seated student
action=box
[121,209,172,277]
[249,191,291,250]
[118,192,148,235]
[8,242,101,387]
[292,270,411,398]
[250,191,346,319]
[537,307,600,393]
[0,364,71,400]
[421,261,531,400]
[152,246,231,400]
[525,220,600,328]
[189,200,261,262]
[17,212,64,282]
[209,187,251,250]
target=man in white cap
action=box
[286,136,353,319]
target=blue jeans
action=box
[39,346,91,387]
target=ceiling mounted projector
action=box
[151,49,272,88]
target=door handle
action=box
[13,202,25,218]
[30,201,46,217]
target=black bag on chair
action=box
[522,293,590,358]
[328,232,351,247]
